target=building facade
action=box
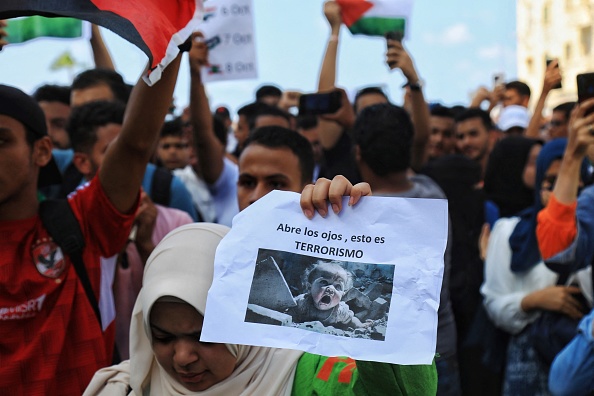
[517,0,594,109]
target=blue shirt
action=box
[52,149,198,221]
[549,308,594,396]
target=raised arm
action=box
[90,24,116,70]
[537,99,594,261]
[386,40,429,171]
[552,99,594,204]
[318,1,341,91]
[525,59,562,139]
[189,33,225,184]
[316,1,347,150]
[99,55,181,213]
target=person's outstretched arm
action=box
[90,24,116,70]
[99,55,181,213]
[189,33,225,184]
[386,40,429,171]
[537,98,594,263]
[525,59,562,139]
[315,1,349,150]
[318,1,341,92]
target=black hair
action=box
[353,87,388,113]
[160,118,184,139]
[32,84,71,105]
[67,100,126,154]
[450,105,467,119]
[253,104,291,128]
[255,84,282,101]
[238,102,290,131]
[353,103,413,175]
[552,101,576,121]
[243,126,314,185]
[505,80,531,98]
[430,104,454,119]
[237,102,262,129]
[71,68,131,105]
[213,115,228,147]
[296,115,318,131]
[454,107,494,131]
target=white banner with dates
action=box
[199,0,257,82]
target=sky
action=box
[0,0,517,117]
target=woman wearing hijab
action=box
[480,138,592,395]
[84,218,436,395]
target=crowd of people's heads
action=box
[5,4,594,395]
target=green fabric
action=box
[6,16,82,44]
[348,17,406,37]
[291,353,437,396]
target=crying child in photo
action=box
[288,261,367,328]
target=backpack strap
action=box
[150,167,173,206]
[39,199,102,328]
[59,162,84,198]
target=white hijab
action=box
[85,223,303,396]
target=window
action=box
[581,26,592,55]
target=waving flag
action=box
[5,16,89,44]
[336,0,412,38]
[0,1,203,85]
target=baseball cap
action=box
[0,84,62,187]
[214,106,230,119]
[498,105,530,132]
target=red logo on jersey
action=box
[32,240,67,278]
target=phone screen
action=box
[577,73,594,116]
[298,91,341,116]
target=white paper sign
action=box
[199,0,257,82]
[202,191,447,364]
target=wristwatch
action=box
[406,80,423,92]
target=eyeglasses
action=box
[160,143,189,150]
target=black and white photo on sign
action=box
[245,248,395,341]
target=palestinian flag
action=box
[0,0,204,85]
[336,0,411,38]
[5,16,89,44]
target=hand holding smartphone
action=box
[385,31,403,68]
[577,73,594,117]
[298,90,342,116]
[546,57,562,89]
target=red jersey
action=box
[0,177,136,395]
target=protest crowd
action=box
[1,1,594,395]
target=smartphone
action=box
[298,91,342,116]
[385,31,403,64]
[577,73,594,116]
[546,57,562,89]
[493,73,505,87]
